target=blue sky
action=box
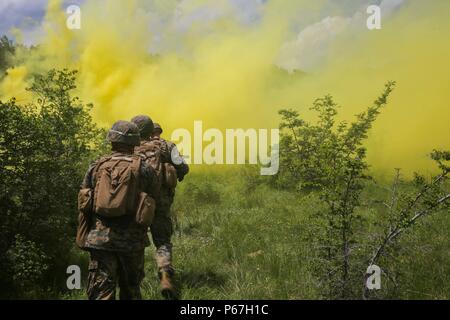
[0,0,405,70]
[0,0,83,44]
[0,0,402,40]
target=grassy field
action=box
[64,169,450,300]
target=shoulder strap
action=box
[130,155,141,172]
[92,156,112,183]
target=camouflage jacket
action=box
[159,137,189,182]
[138,137,189,198]
[81,151,157,252]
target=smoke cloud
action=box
[1,0,449,176]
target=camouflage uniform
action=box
[79,121,157,300]
[139,136,189,275]
[130,116,188,299]
[81,151,156,300]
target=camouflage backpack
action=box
[135,138,164,194]
[93,155,142,217]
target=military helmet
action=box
[131,115,154,138]
[106,120,140,146]
[153,122,163,134]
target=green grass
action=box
[63,169,450,300]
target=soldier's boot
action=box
[159,269,177,300]
[155,244,177,299]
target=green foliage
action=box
[0,35,15,76]
[277,82,395,298]
[274,82,449,299]
[0,69,105,298]
[364,154,449,299]
[6,235,49,292]
[138,171,322,299]
[278,81,395,192]
[0,66,448,300]
[134,170,450,300]
[182,179,222,205]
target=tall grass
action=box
[64,168,449,300]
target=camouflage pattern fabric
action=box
[85,215,150,252]
[151,188,174,273]
[80,151,156,252]
[137,138,189,273]
[87,249,145,300]
[159,138,189,181]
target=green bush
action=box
[0,69,105,298]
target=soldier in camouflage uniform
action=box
[131,116,189,299]
[79,120,157,300]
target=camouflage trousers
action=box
[150,193,174,274]
[87,249,145,300]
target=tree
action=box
[278,82,395,298]
[278,83,450,299]
[0,69,105,298]
[0,35,15,76]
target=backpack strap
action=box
[130,155,142,177]
[92,156,112,186]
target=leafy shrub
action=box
[6,235,49,293]
[0,69,105,298]
[276,83,449,299]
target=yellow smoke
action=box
[1,0,449,176]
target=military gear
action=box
[93,155,142,218]
[94,154,156,227]
[76,188,94,249]
[76,209,91,249]
[164,139,189,182]
[135,192,156,228]
[106,120,140,146]
[155,243,173,273]
[151,194,174,252]
[137,137,188,187]
[131,115,154,138]
[80,151,157,252]
[78,188,93,214]
[78,130,160,300]
[159,270,177,300]
[85,215,150,252]
[163,162,178,189]
[153,122,162,134]
[134,135,189,297]
[87,249,145,300]
[136,137,173,265]
[135,138,165,195]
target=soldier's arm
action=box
[81,162,97,189]
[166,141,189,181]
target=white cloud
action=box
[0,0,405,58]
[275,0,405,72]
[276,16,350,73]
